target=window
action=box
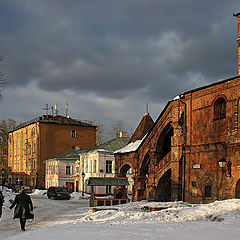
[3,149,7,156]
[72,130,77,138]
[31,127,36,137]
[89,160,93,173]
[93,160,97,173]
[214,98,226,119]
[106,160,112,173]
[66,165,71,175]
[204,185,212,198]
[106,186,112,194]
[28,145,31,154]
[33,143,36,153]
[84,160,88,173]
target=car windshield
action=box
[55,187,68,193]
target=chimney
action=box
[234,12,240,75]
[119,131,128,138]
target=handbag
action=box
[27,212,34,223]
[29,212,34,219]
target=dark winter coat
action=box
[0,191,4,206]
[9,192,33,219]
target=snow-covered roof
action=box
[114,139,143,154]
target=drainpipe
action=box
[179,95,187,202]
[37,122,41,189]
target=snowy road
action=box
[0,195,89,239]
[2,189,240,240]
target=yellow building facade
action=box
[8,115,96,188]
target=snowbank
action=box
[0,187,15,207]
[70,192,90,200]
[31,189,47,196]
[79,199,240,225]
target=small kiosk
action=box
[87,177,130,207]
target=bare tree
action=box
[111,121,124,138]
[0,119,17,147]
[0,56,7,100]
[96,122,105,146]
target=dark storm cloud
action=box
[0,0,239,104]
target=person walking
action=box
[9,186,33,231]
[0,189,4,218]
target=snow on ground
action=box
[1,187,240,240]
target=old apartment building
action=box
[114,13,240,203]
[45,133,131,195]
[8,115,96,188]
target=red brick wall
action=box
[116,77,240,203]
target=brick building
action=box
[114,13,240,203]
[8,115,96,188]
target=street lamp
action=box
[1,168,6,187]
[218,158,231,177]
[81,172,85,196]
[36,172,38,188]
[218,158,227,168]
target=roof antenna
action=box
[54,104,58,116]
[66,103,69,117]
[42,103,50,115]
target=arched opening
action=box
[120,164,131,177]
[214,97,226,120]
[119,164,133,195]
[134,153,151,200]
[140,153,151,177]
[235,179,240,199]
[155,169,171,202]
[156,123,174,161]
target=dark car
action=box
[47,187,71,200]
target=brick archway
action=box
[155,169,171,202]
[140,153,151,177]
[119,164,132,177]
[235,179,240,199]
[155,122,173,162]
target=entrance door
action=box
[236,179,240,198]
[66,182,74,193]
[76,181,79,192]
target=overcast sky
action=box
[0,0,239,137]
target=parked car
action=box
[47,187,71,200]
[12,185,33,194]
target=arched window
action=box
[214,98,226,120]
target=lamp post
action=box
[217,158,228,200]
[36,172,38,189]
[81,172,85,196]
[1,168,6,187]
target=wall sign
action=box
[191,164,201,169]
